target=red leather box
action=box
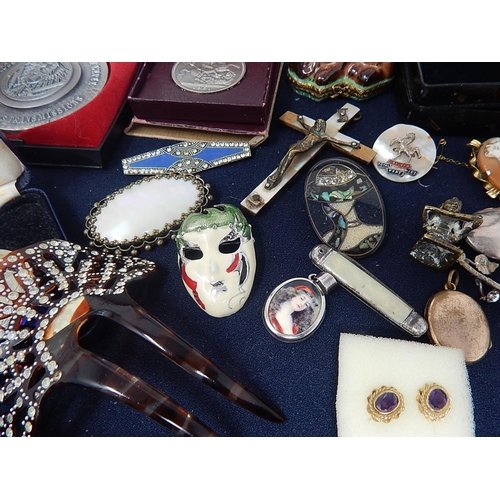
[3,63,140,168]
[128,62,282,135]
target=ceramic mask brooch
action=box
[175,204,256,317]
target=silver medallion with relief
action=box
[171,62,246,94]
[0,62,108,131]
[372,124,437,183]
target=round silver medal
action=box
[0,62,108,131]
[372,124,437,183]
[171,62,246,94]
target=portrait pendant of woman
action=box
[263,275,333,342]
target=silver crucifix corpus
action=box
[241,104,375,215]
[264,115,360,190]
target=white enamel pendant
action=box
[372,124,436,183]
[175,204,256,318]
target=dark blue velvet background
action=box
[23,65,500,437]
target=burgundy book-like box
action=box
[3,63,140,168]
[127,62,282,139]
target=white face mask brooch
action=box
[175,204,256,318]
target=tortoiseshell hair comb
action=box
[0,239,285,436]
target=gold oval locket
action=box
[425,270,491,364]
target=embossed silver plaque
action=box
[171,62,246,94]
[0,62,108,131]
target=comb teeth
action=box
[86,292,286,424]
[0,239,285,436]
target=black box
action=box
[395,62,500,136]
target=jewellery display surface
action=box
[6,62,500,440]
[171,63,246,94]
[85,172,211,254]
[0,62,108,131]
[122,141,251,175]
[372,124,437,182]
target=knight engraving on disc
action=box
[171,62,246,94]
[0,62,108,131]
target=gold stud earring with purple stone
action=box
[367,386,405,423]
[417,383,451,421]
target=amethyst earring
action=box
[417,383,451,421]
[367,386,405,423]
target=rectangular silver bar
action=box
[309,244,428,337]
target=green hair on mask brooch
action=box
[175,204,252,249]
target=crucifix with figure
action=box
[241,103,376,215]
